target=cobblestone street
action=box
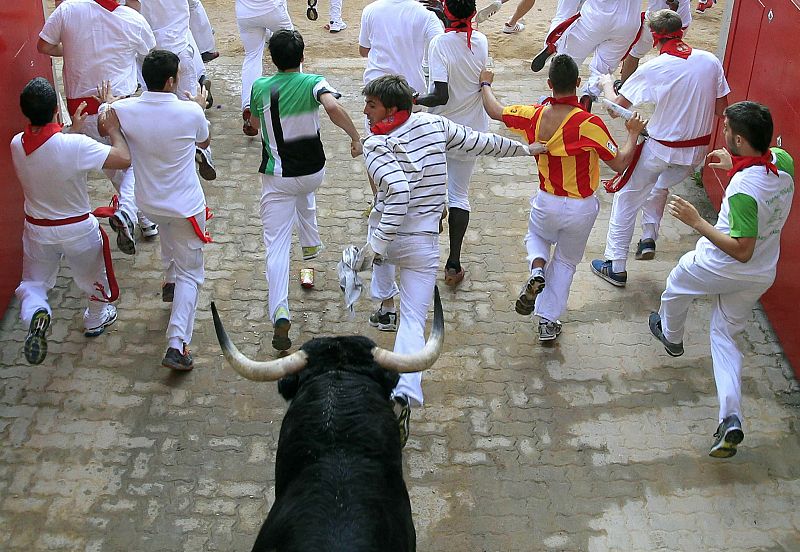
[1,57,799,551]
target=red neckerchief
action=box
[653,29,692,59]
[370,109,411,135]
[541,95,585,110]
[21,123,63,155]
[727,151,778,178]
[444,5,476,51]
[93,0,120,11]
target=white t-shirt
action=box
[140,0,190,54]
[112,92,208,217]
[358,0,443,93]
[427,31,489,132]
[695,154,794,283]
[235,0,285,19]
[39,0,155,98]
[620,48,729,166]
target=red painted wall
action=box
[705,0,800,377]
[0,1,51,314]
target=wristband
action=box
[480,81,492,88]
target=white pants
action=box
[237,9,294,110]
[604,142,694,262]
[659,251,770,424]
[188,0,216,54]
[370,233,440,406]
[328,0,344,23]
[526,191,599,322]
[176,45,200,100]
[556,9,641,77]
[548,0,584,33]
[259,169,324,321]
[15,219,111,328]
[188,33,205,83]
[147,212,206,346]
[446,153,477,212]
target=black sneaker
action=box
[162,345,194,371]
[579,94,593,112]
[613,78,623,95]
[392,395,411,448]
[109,211,136,255]
[369,308,397,331]
[709,415,744,458]
[24,309,50,365]
[531,45,554,72]
[648,312,684,357]
[590,259,627,287]
[199,76,213,109]
[195,146,217,181]
[515,267,545,315]
[272,317,292,351]
[635,238,656,260]
[201,51,219,63]
[162,282,175,303]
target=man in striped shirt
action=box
[362,75,539,443]
[481,55,645,341]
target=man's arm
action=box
[603,113,647,173]
[319,92,363,157]
[415,81,449,108]
[364,140,411,255]
[715,94,729,117]
[98,109,131,170]
[359,46,370,58]
[37,38,63,57]
[185,85,211,148]
[479,69,504,121]
[668,194,757,262]
[442,116,537,158]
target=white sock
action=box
[168,337,183,350]
[611,259,626,273]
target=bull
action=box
[210,288,444,552]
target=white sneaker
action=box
[476,0,502,23]
[84,304,118,337]
[503,21,525,33]
[138,212,159,239]
[195,146,217,181]
[327,20,347,32]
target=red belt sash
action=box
[67,97,102,116]
[544,13,581,53]
[604,133,711,193]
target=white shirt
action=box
[235,0,285,19]
[620,48,729,166]
[427,31,489,132]
[140,0,190,53]
[358,0,443,93]
[39,0,155,98]
[112,92,209,217]
[695,154,794,283]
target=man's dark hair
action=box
[648,9,682,36]
[724,101,773,154]
[445,0,477,20]
[362,75,414,111]
[142,49,180,91]
[548,54,579,94]
[20,77,57,126]
[269,29,304,71]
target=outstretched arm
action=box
[320,92,362,157]
[415,81,449,108]
[479,69,504,121]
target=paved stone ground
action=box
[1,57,799,551]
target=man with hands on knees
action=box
[649,101,794,459]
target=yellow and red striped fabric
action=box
[502,104,618,199]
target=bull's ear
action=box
[277,374,300,400]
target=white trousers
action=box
[188,0,216,54]
[328,0,344,23]
[659,251,770,424]
[370,232,440,407]
[548,0,584,33]
[446,153,477,212]
[15,219,111,328]
[556,9,641,77]
[526,191,599,322]
[604,142,694,262]
[176,45,200,100]
[147,212,206,346]
[259,170,324,321]
[237,9,294,110]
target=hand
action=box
[350,138,363,158]
[97,107,121,138]
[70,101,88,134]
[706,148,733,171]
[528,141,547,155]
[185,83,208,110]
[624,112,647,135]
[94,80,119,105]
[667,194,702,229]
[356,242,383,270]
[479,69,494,85]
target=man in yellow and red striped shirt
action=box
[481,54,645,341]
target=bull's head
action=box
[211,287,444,381]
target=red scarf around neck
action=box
[94,0,120,11]
[22,123,63,155]
[370,109,411,135]
[654,30,692,59]
[727,150,778,178]
[541,95,585,110]
[444,4,476,51]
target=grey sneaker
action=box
[109,211,136,255]
[515,267,545,315]
[538,319,562,342]
[24,308,50,365]
[709,415,744,458]
[84,304,117,337]
[648,312,684,357]
[369,308,397,331]
[195,146,217,180]
[392,395,411,448]
[162,345,194,371]
[272,316,292,351]
[635,238,656,260]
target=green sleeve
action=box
[728,193,758,238]
[771,147,795,178]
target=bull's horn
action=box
[211,301,307,381]
[372,286,444,373]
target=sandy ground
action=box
[203,0,727,65]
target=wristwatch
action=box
[480,81,492,88]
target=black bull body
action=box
[211,288,444,552]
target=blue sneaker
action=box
[591,259,627,287]
[648,312,684,357]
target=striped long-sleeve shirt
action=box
[365,112,530,254]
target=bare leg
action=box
[508,0,536,26]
